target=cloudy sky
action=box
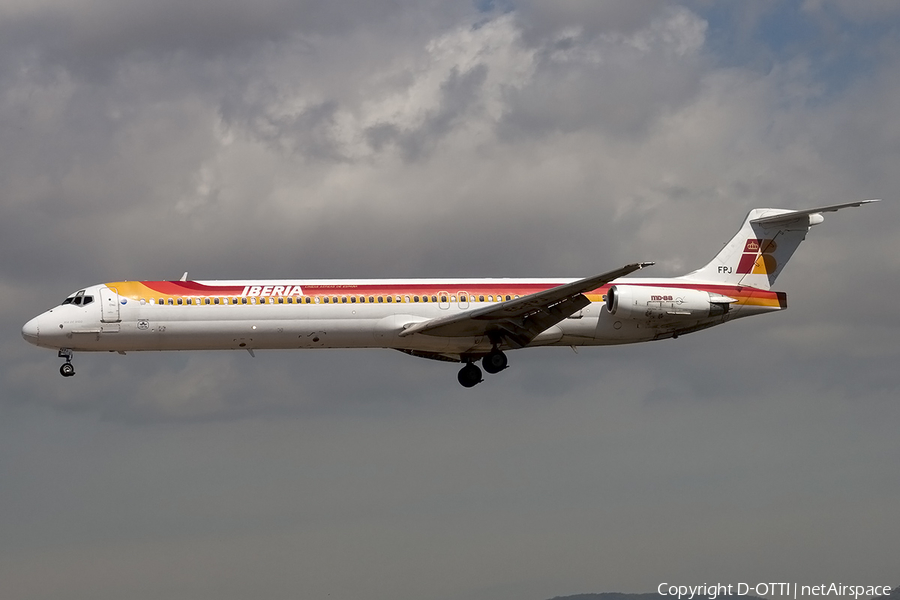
[1,1,898,599]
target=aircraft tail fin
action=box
[678,200,879,290]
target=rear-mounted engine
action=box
[605,285,734,320]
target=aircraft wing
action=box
[398,262,653,348]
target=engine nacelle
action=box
[605,285,733,320]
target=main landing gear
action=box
[481,349,508,374]
[457,349,509,388]
[58,349,75,377]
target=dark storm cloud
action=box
[0,0,458,82]
[221,98,346,160]
[498,25,708,139]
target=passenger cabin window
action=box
[369,296,375,303]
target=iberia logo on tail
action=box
[737,239,778,274]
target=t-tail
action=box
[678,200,880,290]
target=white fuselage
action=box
[21,277,780,357]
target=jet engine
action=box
[605,285,734,320]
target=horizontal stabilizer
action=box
[681,199,879,289]
[751,199,880,227]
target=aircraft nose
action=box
[22,317,40,345]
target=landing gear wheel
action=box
[58,349,75,377]
[482,350,508,374]
[457,363,483,388]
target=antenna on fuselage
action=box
[180,272,188,281]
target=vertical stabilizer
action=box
[679,200,878,290]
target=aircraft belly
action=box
[137,318,385,351]
[589,310,718,345]
[83,304,449,351]
[43,298,737,353]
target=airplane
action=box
[22,200,878,387]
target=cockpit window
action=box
[82,296,94,306]
[62,289,87,305]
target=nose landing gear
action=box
[58,349,75,377]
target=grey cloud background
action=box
[1,2,898,599]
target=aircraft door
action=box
[100,286,121,323]
[438,291,450,310]
[458,291,469,309]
